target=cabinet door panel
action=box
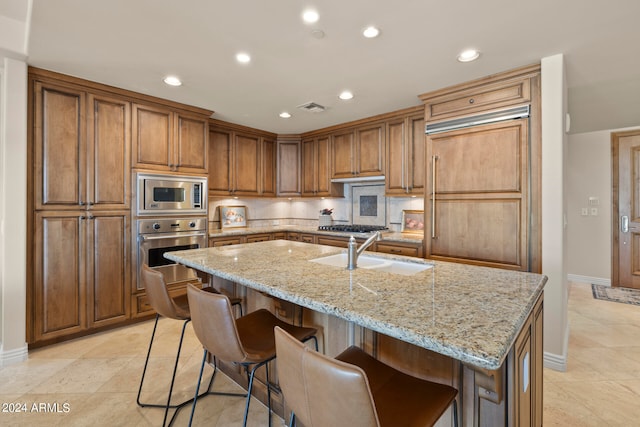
[431,199,524,269]
[209,129,232,194]
[34,213,86,341]
[278,140,301,196]
[316,137,332,194]
[357,124,384,176]
[88,213,130,327]
[386,119,406,193]
[34,82,86,209]
[88,94,130,209]
[132,103,172,169]
[332,131,354,178]
[409,115,425,192]
[234,134,260,194]
[431,120,526,194]
[176,114,208,172]
[262,138,276,196]
[301,139,316,194]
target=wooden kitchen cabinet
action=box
[132,102,208,173]
[32,81,131,211]
[246,233,272,243]
[209,235,245,247]
[262,138,277,196]
[302,136,344,197]
[277,138,301,196]
[385,108,425,196]
[208,120,277,197]
[331,123,384,179]
[375,240,423,257]
[32,210,131,342]
[287,232,316,243]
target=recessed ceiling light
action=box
[303,9,319,23]
[457,49,480,62]
[362,26,380,38]
[236,52,251,63]
[279,112,291,118]
[339,91,354,100]
[163,75,182,86]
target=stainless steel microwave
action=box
[136,173,207,215]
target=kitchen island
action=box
[166,240,546,426]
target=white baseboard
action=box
[567,274,610,287]
[544,351,567,372]
[0,344,28,367]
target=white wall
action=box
[541,54,569,371]
[0,57,28,366]
[567,126,640,285]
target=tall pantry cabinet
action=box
[419,64,542,272]
[28,69,132,343]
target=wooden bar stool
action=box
[186,283,318,427]
[275,326,459,427]
[136,264,242,426]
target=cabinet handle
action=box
[469,98,475,104]
[79,201,84,206]
[431,155,438,239]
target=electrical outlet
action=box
[581,208,589,216]
[590,207,598,216]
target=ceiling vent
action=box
[297,102,326,113]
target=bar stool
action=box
[136,264,242,426]
[275,326,459,427]
[186,283,318,427]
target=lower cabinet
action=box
[31,210,131,344]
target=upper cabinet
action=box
[132,103,208,174]
[331,123,384,179]
[302,136,343,197]
[32,79,131,211]
[208,120,277,197]
[385,107,425,196]
[277,137,301,197]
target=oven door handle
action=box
[139,232,207,241]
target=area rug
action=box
[592,284,640,306]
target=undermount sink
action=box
[309,253,433,276]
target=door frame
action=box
[611,129,640,287]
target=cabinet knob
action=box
[469,98,475,104]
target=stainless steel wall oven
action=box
[136,217,207,290]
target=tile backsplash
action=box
[209,183,424,231]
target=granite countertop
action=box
[209,225,424,244]
[165,240,546,370]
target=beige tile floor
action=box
[1,282,639,426]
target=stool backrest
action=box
[141,263,187,320]
[186,283,248,363]
[275,327,379,427]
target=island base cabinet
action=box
[465,293,543,427]
[204,279,543,427]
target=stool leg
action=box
[266,362,272,427]
[161,318,190,427]
[188,348,208,427]
[136,314,160,407]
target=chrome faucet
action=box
[347,231,382,270]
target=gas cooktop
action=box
[317,224,388,233]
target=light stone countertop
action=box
[209,225,424,244]
[165,240,546,370]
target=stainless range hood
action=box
[331,175,385,183]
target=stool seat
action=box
[186,284,318,427]
[136,264,243,427]
[337,346,458,427]
[275,326,459,427]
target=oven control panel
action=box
[138,217,207,234]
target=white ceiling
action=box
[11,0,640,134]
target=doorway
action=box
[612,130,640,289]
